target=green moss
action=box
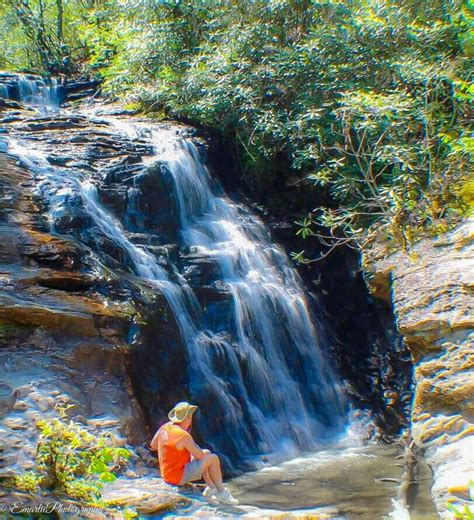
[455,177,474,216]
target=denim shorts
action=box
[181,459,204,484]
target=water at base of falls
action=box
[228,441,438,520]
[3,102,352,468]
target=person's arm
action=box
[181,435,205,460]
[150,431,160,451]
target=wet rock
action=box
[98,185,128,215]
[126,232,165,246]
[63,77,101,101]
[17,116,89,132]
[0,98,25,110]
[33,271,96,291]
[102,156,146,184]
[125,162,180,241]
[69,160,95,171]
[1,114,23,124]
[0,290,97,336]
[0,383,15,416]
[91,107,139,117]
[137,496,192,515]
[54,210,91,233]
[46,154,74,166]
[180,252,222,287]
[102,477,192,515]
[3,418,28,431]
[18,229,82,269]
[12,400,28,412]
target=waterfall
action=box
[17,78,61,108]
[80,124,348,463]
[3,94,349,465]
[0,75,62,111]
[0,83,10,99]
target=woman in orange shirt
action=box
[150,401,238,505]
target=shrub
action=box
[13,406,131,502]
[78,0,472,257]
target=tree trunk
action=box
[56,0,64,42]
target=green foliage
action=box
[13,470,44,493]
[1,0,472,256]
[447,502,474,519]
[0,0,104,73]
[13,406,131,501]
[73,0,472,255]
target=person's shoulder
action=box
[168,423,192,439]
[158,421,173,432]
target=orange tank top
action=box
[154,422,191,485]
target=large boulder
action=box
[364,220,474,517]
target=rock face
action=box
[0,106,181,480]
[364,221,474,517]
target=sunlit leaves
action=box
[14,406,131,502]
[4,0,466,254]
[80,0,472,250]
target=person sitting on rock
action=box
[150,401,239,505]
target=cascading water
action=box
[3,92,349,466]
[79,122,349,463]
[0,74,62,111]
[17,78,61,108]
[0,83,9,99]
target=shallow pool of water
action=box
[228,443,437,519]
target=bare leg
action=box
[200,452,215,489]
[205,454,224,492]
[200,449,212,487]
[201,452,224,492]
[202,468,214,488]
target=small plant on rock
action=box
[13,405,131,502]
[447,503,474,520]
[13,470,44,493]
